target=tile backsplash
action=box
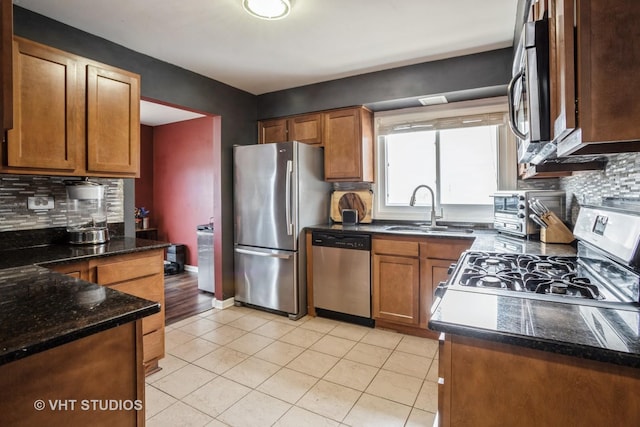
[559,152,640,222]
[0,175,124,232]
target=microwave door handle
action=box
[507,70,528,140]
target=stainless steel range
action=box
[440,204,640,312]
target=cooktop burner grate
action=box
[455,251,605,300]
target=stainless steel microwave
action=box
[508,15,552,164]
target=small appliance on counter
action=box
[341,209,358,225]
[65,179,109,245]
[492,190,565,237]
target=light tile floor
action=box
[146,306,439,427]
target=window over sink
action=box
[374,98,516,222]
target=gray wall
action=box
[14,6,257,300]
[257,48,512,119]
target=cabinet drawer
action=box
[109,275,164,334]
[373,239,419,257]
[142,329,164,364]
[420,239,471,260]
[96,253,163,285]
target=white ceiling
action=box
[13,0,518,96]
[139,100,205,126]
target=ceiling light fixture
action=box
[242,0,291,20]
[418,95,448,106]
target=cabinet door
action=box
[86,63,140,176]
[552,0,576,142]
[288,113,323,145]
[48,260,92,281]
[258,118,288,144]
[324,108,362,181]
[420,258,453,328]
[573,0,640,145]
[372,253,420,325]
[6,38,80,171]
[1,0,12,130]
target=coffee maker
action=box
[65,179,109,244]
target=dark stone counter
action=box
[0,237,169,365]
[307,223,640,368]
[430,289,640,368]
[0,237,170,270]
[0,264,160,365]
[306,223,577,256]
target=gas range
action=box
[447,250,639,310]
[442,204,640,312]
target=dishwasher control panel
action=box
[311,231,371,251]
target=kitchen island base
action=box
[0,321,145,427]
[438,334,640,427]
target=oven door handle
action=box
[507,70,528,140]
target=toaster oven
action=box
[493,190,566,237]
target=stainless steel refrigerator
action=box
[233,141,330,319]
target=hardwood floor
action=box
[164,271,214,325]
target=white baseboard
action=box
[184,265,198,273]
[213,297,235,310]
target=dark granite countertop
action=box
[308,223,640,368]
[0,237,169,365]
[0,237,170,270]
[429,289,640,368]
[0,264,160,365]
[306,223,577,256]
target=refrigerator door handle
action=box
[235,247,293,260]
[285,160,293,235]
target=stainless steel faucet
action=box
[409,184,440,226]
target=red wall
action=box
[153,117,216,266]
[135,125,155,218]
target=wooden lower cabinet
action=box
[419,258,452,329]
[372,236,471,338]
[438,334,640,426]
[0,321,144,427]
[48,249,165,375]
[373,253,420,325]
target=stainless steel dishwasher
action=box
[312,231,373,326]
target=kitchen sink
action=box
[384,225,474,234]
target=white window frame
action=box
[373,97,516,223]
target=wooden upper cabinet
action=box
[288,113,323,145]
[86,64,140,174]
[553,0,640,157]
[259,113,323,145]
[323,106,373,182]
[1,0,12,131]
[258,118,288,144]
[6,38,80,171]
[1,37,141,177]
[257,106,374,182]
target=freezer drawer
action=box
[234,245,298,315]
